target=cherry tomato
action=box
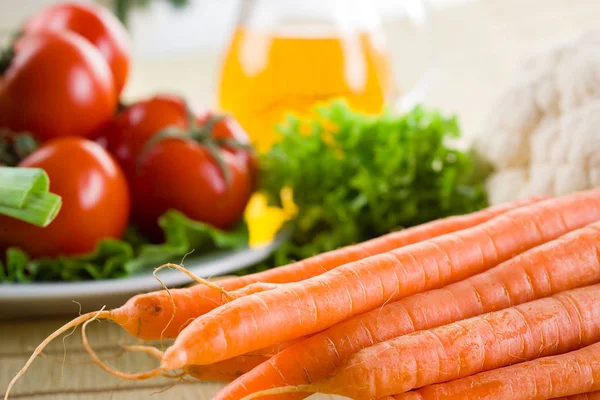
[0,137,130,258]
[93,95,208,178]
[0,31,116,141]
[24,2,131,94]
[132,138,253,241]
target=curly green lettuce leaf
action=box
[259,101,488,267]
[1,210,248,283]
[124,210,248,274]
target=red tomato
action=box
[0,137,130,258]
[24,2,131,94]
[93,95,208,178]
[0,31,116,141]
[132,138,253,241]
[198,112,260,189]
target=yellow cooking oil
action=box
[218,26,393,152]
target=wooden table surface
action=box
[2,0,600,398]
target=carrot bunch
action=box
[8,188,600,400]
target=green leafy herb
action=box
[0,167,61,227]
[258,101,488,267]
[0,210,248,283]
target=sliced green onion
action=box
[0,167,62,227]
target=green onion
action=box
[0,167,62,227]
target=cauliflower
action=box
[476,31,600,204]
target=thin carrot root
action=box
[4,309,112,400]
[121,344,164,360]
[153,263,238,303]
[81,309,181,381]
[38,347,126,366]
[122,345,211,384]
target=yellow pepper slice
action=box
[244,187,298,248]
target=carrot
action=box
[117,338,300,384]
[122,196,538,340]
[551,394,600,400]
[216,221,600,400]
[554,393,600,400]
[392,340,600,400]
[246,283,600,399]
[161,189,600,368]
[187,355,271,382]
[7,200,531,399]
[124,346,271,383]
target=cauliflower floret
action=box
[477,31,600,203]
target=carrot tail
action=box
[395,341,600,400]
[152,263,237,303]
[120,344,268,383]
[4,310,112,400]
[80,312,180,381]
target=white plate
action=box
[0,234,287,319]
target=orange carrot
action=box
[554,393,600,400]
[392,340,600,400]
[382,389,600,399]
[6,200,532,399]
[247,283,600,399]
[186,338,302,382]
[161,189,600,368]
[187,355,271,382]
[216,221,600,400]
[120,197,537,340]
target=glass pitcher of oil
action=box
[218,0,435,152]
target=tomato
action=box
[92,94,256,239]
[24,2,131,94]
[0,137,130,258]
[93,95,208,178]
[0,31,116,141]
[198,112,260,189]
[95,95,258,185]
[132,137,253,240]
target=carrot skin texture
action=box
[216,222,600,400]
[389,389,600,400]
[162,189,600,367]
[187,355,269,382]
[394,341,600,400]
[555,392,600,400]
[310,283,600,399]
[187,338,302,382]
[111,198,537,339]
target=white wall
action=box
[0,0,472,58]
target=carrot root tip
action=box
[160,348,188,370]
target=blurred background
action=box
[1,0,596,137]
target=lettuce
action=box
[257,101,488,267]
[0,210,248,282]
